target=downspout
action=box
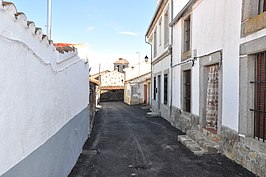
[145,37,153,108]
[170,0,174,118]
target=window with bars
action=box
[154,77,156,100]
[184,16,191,52]
[258,0,266,14]
[164,74,168,104]
[251,51,266,142]
[183,70,191,112]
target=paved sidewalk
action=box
[69,102,256,177]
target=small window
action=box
[153,29,157,57]
[258,0,266,14]
[183,70,191,112]
[184,16,191,52]
[164,9,169,47]
[159,18,162,46]
[164,74,168,104]
[153,77,156,100]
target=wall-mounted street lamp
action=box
[144,55,149,63]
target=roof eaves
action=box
[125,72,151,82]
[145,0,168,38]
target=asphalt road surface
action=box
[69,102,256,177]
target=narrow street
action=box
[69,102,255,177]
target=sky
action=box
[10,0,157,74]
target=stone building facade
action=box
[147,0,266,176]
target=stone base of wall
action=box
[170,106,199,133]
[160,104,170,121]
[221,126,266,177]
[2,107,89,177]
[171,106,265,176]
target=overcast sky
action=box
[10,0,157,74]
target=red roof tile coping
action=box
[99,86,124,90]
[114,58,129,64]
[2,1,14,6]
[54,43,75,47]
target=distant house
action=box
[113,58,129,73]
[90,58,130,102]
[100,69,124,88]
[99,69,125,102]
[123,61,151,105]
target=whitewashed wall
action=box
[172,0,242,131]
[172,0,190,17]
[0,2,88,176]
[100,70,124,87]
[124,61,151,81]
[154,1,171,58]
[172,20,182,108]
[153,55,171,105]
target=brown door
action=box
[144,85,147,104]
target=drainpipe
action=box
[170,0,174,118]
[145,37,153,109]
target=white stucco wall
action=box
[100,70,124,87]
[153,55,171,105]
[124,61,151,81]
[0,3,88,175]
[172,20,182,108]
[172,0,242,131]
[155,1,172,58]
[172,0,190,17]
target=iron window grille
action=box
[250,51,266,142]
[154,77,156,100]
[164,74,168,104]
[258,0,266,14]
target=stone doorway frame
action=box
[199,51,223,134]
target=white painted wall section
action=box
[172,0,241,131]
[0,3,88,175]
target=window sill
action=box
[182,49,192,60]
[242,11,266,37]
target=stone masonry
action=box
[171,107,266,176]
[205,64,219,130]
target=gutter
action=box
[170,0,174,118]
[145,37,153,106]
[145,0,168,38]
